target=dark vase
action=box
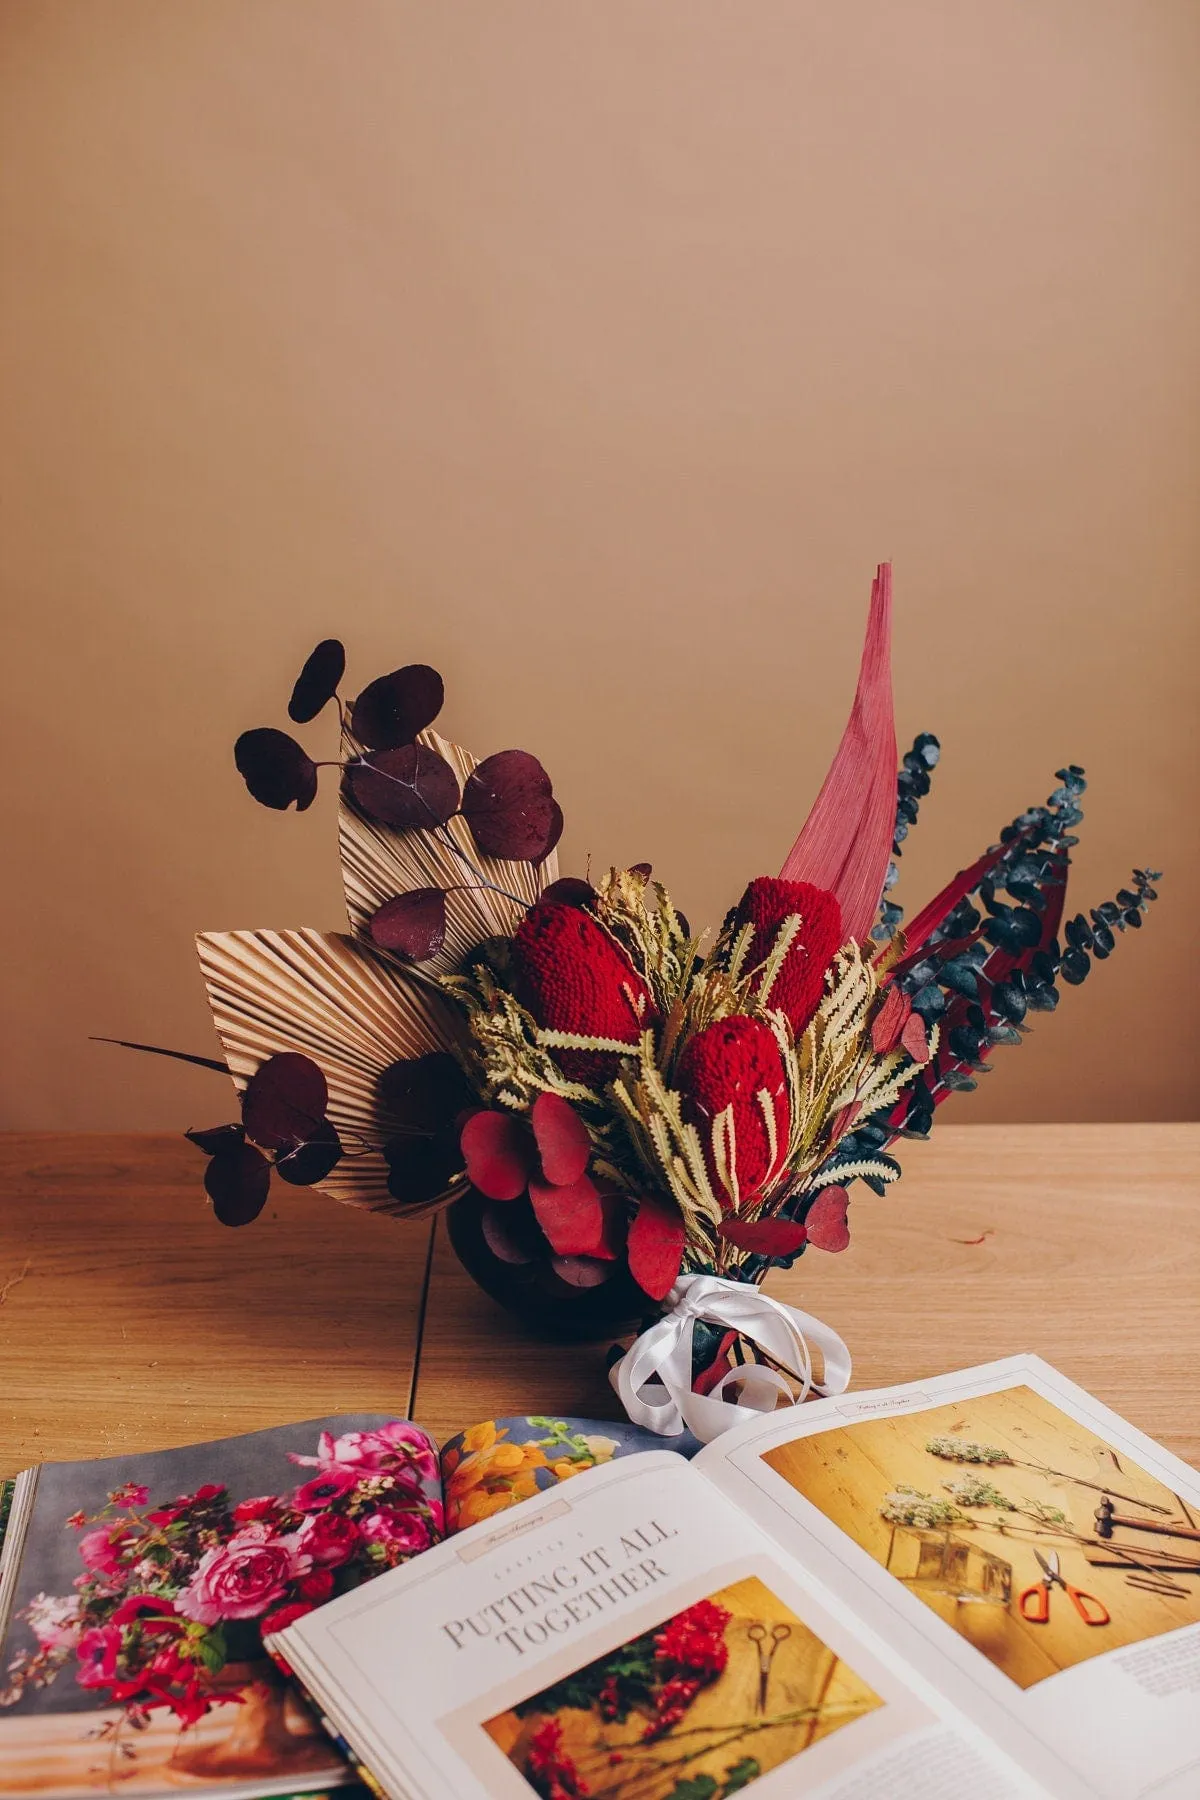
[446,1190,660,1341]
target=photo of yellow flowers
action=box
[483,1575,882,1799]
[440,1418,628,1532]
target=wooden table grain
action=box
[0,1134,433,1478]
[409,1123,1200,1468]
[1,1126,1196,1482]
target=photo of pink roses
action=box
[0,1414,442,1795]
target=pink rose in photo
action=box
[173,1524,311,1625]
[297,1510,361,1568]
[291,1421,438,1485]
[75,1625,122,1689]
[359,1506,432,1556]
[292,1468,360,1512]
[25,1593,82,1652]
[78,1527,133,1578]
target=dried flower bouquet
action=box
[116,567,1157,1385]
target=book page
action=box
[276,1450,1041,1800]
[696,1355,1200,1800]
[0,1415,439,1799]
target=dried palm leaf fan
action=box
[109,573,1159,1411]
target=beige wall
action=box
[1,1,1196,1131]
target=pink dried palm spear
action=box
[779,562,896,944]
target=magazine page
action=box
[696,1355,1200,1800]
[438,1417,700,1533]
[0,1415,440,1799]
[273,1448,1043,1800]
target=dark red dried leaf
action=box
[459,1110,535,1201]
[530,1092,591,1187]
[273,1120,343,1186]
[350,665,444,751]
[627,1193,686,1301]
[527,1172,604,1257]
[804,1186,850,1253]
[717,1217,809,1256]
[92,1037,229,1074]
[234,729,318,812]
[205,1142,271,1226]
[288,639,346,723]
[378,1053,473,1132]
[185,1123,245,1157]
[349,745,460,830]
[628,862,653,880]
[369,888,448,960]
[550,1255,616,1288]
[900,1010,930,1063]
[241,1052,328,1151]
[384,1133,464,1204]
[870,984,911,1054]
[591,1189,628,1261]
[461,750,562,863]
[539,877,598,908]
[480,1198,547,1265]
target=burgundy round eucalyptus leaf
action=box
[461,750,562,863]
[273,1119,343,1187]
[350,665,444,751]
[288,639,346,723]
[369,888,448,961]
[348,745,460,831]
[185,1123,245,1157]
[241,1052,329,1151]
[384,1133,464,1205]
[627,1193,686,1301]
[234,729,319,812]
[628,862,653,880]
[460,1109,535,1202]
[528,1172,605,1258]
[717,1217,808,1256]
[530,1092,591,1187]
[480,1198,547,1266]
[804,1186,850,1253]
[378,1052,474,1132]
[539,877,598,908]
[549,1255,616,1289]
[205,1142,272,1227]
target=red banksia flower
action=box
[675,1015,790,1213]
[513,902,656,1087]
[732,876,843,1038]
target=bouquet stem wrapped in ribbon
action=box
[113,568,1159,1442]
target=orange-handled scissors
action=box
[1019,1550,1109,1625]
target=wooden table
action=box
[1,1125,1197,1480]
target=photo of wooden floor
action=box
[762,1386,1200,1690]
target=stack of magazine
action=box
[2,1356,1198,1799]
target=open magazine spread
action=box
[271,1359,1200,1800]
[3,1363,1197,1800]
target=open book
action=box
[272,1358,1200,1800]
[0,1408,688,1798]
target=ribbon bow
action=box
[609,1273,851,1444]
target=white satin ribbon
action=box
[610,1273,851,1444]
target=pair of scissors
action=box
[1018,1550,1110,1625]
[747,1622,790,1713]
